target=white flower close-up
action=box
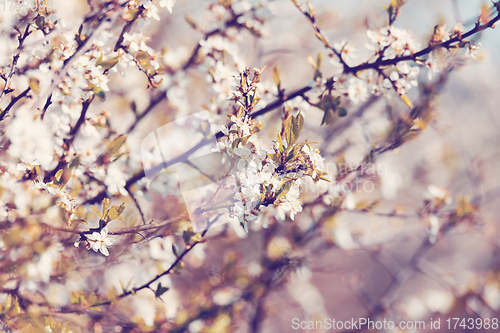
[87,228,114,256]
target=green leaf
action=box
[320,175,332,182]
[321,108,335,125]
[272,66,280,86]
[173,261,184,275]
[231,136,249,149]
[275,180,292,200]
[317,95,341,125]
[125,7,140,21]
[102,198,110,217]
[69,156,80,168]
[155,283,169,298]
[54,169,71,188]
[183,228,196,246]
[47,183,60,191]
[293,112,304,141]
[284,113,304,147]
[401,95,413,109]
[185,15,197,29]
[284,116,293,147]
[316,52,322,70]
[35,16,45,29]
[241,220,249,233]
[251,92,261,107]
[91,205,103,219]
[255,193,265,210]
[277,132,283,147]
[107,135,127,157]
[54,169,63,183]
[107,203,125,221]
[171,244,179,258]
[71,218,87,226]
[240,72,247,88]
[90,85,106,101]
[316,95,338,112]
[253,121,263,133]
[307,54,316,69]
[267,153,280,164]
[285,148,296,162]
[28,77,40,93]
[95,51,120,71]
[136,52,153,72]
[315,32,329,47]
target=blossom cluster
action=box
[211,67,327,231]
[319,20,485,108]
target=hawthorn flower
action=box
[390,62,419,94]
[303,144,325,171]
[159,0,176,13]
[87,228,114,256]
[142,0,161,21]
[233,200,257,224]
[425,53,441,80]
[466,42,482,59]
[366,28,391,47]
[453,22,465,36]
[199,35,229,54]
[211,138,230,152]
[333,40,356,62]
[105,163,128,196]
[424,184,452,206]
[7,107,55,169]
[386,26,420,57]
[163,46,188,68]
[347,77,369,104]
[230,115,252,136]
[89,67,110,91]
[276,197,303,220]
[431,25,450,43]
[428,215,440,244]
[122,33,150,54]
[276,184,303,220]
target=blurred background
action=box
[2,0,500,331]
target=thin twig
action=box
[0,87,30,121]
[0,24,31,104]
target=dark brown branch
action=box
[43,215,185,235]
[125,186,146,225]
[293,0,500,75]
[0,24,31,104]
[0,87,30,121]
[250,85,312,118]
[43,96,94,183]
[345,7,500,74]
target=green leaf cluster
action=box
[92,198,125,226]
[316,95,347,125]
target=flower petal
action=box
[88,232,100,241]
[100,247,109,256]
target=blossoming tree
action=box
[1,0,500,331]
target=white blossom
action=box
[347,77,369,104]
[87,228,114,256]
